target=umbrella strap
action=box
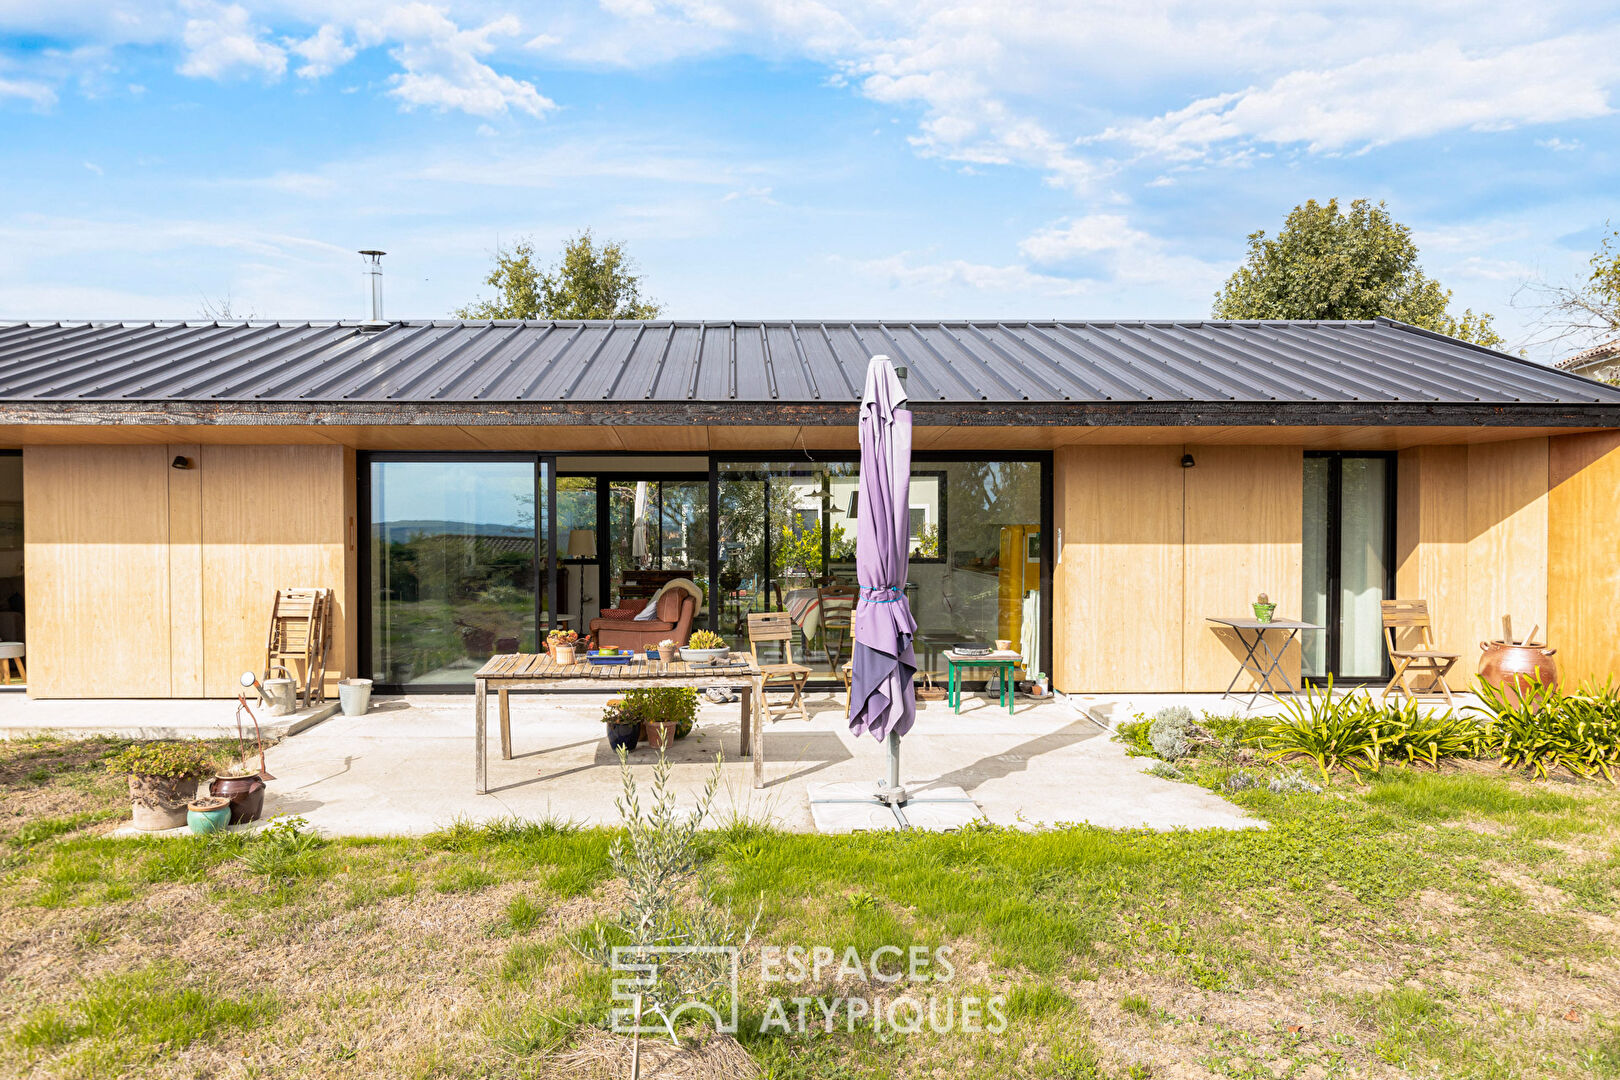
[860,587,904,603]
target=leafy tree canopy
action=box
[456,231,662,320]
[1213,198,1504,348]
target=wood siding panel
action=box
[167,444,204,696]
[199,445,349,697]
[1183,445,1304,691]
[1395,446,1471,687]
[1053,446,1183,692]
[1549,431,1620,684]
[23,446,173,697]
[1465,439,1548,673]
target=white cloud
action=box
[290,24,355,79]
[849,252,1093,299]
[0,76,57,108]
[1019,213,1228,290]
[361,3,555,118]
[1098,35,1620,159]
[177,2,287,81]
[1537,136,1583,152]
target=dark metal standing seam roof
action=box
[1,318,1618,424]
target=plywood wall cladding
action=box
[1053,446,1184,691]
[199,445,350,697]
[23,446,175,697]
[1183,446,1304,692]
[21,443,352,698]
[1549,431,1620,685]
[1465,439,1549,673]
[1395,446,1470,689]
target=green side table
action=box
[944,651,1018,715]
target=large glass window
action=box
[1303,453,1393,681]
[716,458,1044,677]
[369,459,545,688]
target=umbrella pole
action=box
[878,730,906,805]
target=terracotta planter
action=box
[554,644,578,665]
[644,720,677,751]
[1478,640,1558,705]
[129,774,199,831]
[209,773,267,825]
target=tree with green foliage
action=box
[1213,198,1504,348]
[456,231,662,320]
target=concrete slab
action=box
[248,691,1262,836]
[0,694,340,741]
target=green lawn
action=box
[1,735,1617,1079]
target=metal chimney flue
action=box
[359,249,387,330]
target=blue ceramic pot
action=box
[187,800,232,835]
[606,722,640,752]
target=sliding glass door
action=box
[1303,452,1394,681]
[367,456,548,689]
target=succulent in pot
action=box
[106,742,216,831]
[1252,592,1276,623]
[681,629,730,664]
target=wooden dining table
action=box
[472,652,764,793]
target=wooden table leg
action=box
[498,688,512,760]
[738,679,751,759]
[475,678,488,795]
[746,681,763,789]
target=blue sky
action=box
[1,2,1617,359]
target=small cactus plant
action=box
[1252,592,1276,623]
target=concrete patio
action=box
[253,689,1264,835]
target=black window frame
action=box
[1303,450,1398,685]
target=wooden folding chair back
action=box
[748,612,811,724]
[1380,599,1458,707]
[267,587,333,707]
[817,584,858,670]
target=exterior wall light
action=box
[171,456,194,470]
[1181,453,1196,468]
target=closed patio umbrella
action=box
[848,356,918,805]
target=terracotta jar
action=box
[1478,640,1558,704]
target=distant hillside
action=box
[374,521,533,543]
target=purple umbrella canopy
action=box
[848,357,918,744]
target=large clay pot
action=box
[129,774,198,831]
[1478,640,1558,705]
[209,773,267,825]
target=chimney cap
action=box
[359,249,386,257]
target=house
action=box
[1557,339,1620,385]
[3,315,1619,700]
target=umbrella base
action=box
[807,781,984,834]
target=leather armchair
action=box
[590,590,697,651]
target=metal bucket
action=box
[338,678,373,716]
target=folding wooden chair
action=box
[747,612,812,724]
[266,587,333,707]
[816,584,858,672]
[1380,599,1459,707]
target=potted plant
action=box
[680,629,730,663]
[648,638,676,662]
[106,742,215,831]
[1252,592,1275,623]
[601,698,641,752]
[548,628,580,664]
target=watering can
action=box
[240,668,297,717]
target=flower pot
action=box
[1252,603,1276,623]
[679,646,729,664]
[646,647,662,661]
[554,644,578,665]
[187,797,233,835]
[645,720,677,751]
[605,721,640,752]
[338,678,372,716]
[1478,640,1558,705]
[129,773,198,831]
[209,773,267,825]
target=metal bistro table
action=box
[473,652,763,794]
[1205,616,1323,708]
[944,650,1021,715]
